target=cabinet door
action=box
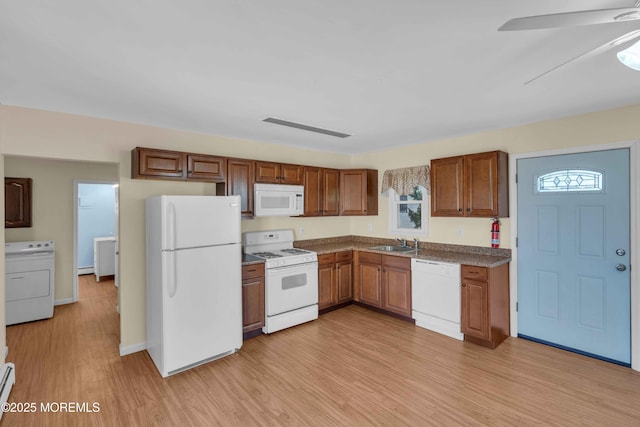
[461,278,490,340]
[322,168,340,216]
[318,263,337,309]
[280,164,303,185]
[303,167,323,216]
[255,161,280,183]
[227,158,255,218]
[133,147,185,179]
[242,276,265,332]
[186,154,226,182]
[465,151,508,217]
[5,177,32,228]
[358,262,382,307]
[340,170,368,215]
[430,156,464,216]
[336,260,353,303]
[382,259,412,317]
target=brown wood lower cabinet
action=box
[318,251,353,311]
[461,263,510,348]
[242,263,265,334]
[355,252,412,318]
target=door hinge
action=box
[516,302,518,312]
[515,173,518,183]
[515,237,518,247]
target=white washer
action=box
[5,241,55,325]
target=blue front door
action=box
[517,149,630,365]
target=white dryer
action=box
[5,241,55,325]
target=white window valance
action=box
[381,165,430,196]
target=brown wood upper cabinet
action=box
[303,167,340,216]
[227,158,255,218]
[186,154,226,182]
[339,169,378,216]
[430,150,508,217]
[255,161,303,185]
[5,177,32,228]
[355,252,411,317]
[460,263,510,349]
[132,147,226,183]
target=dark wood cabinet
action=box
[336,251,354,303]
[132,148,227,183]
[5,177,32,228]
[355,252,411,317]
[242,263,265,334]
[461,263,510,349]
[318,253,337,310]
[186,154,226,182]
[339,169,378,216]
[303,167,340,216]
[227,158,255,218]
[318,251,353,311]
[381,255,412,317]
[431,150,508,217]
[132,147,185,180]
[255,161,303,185]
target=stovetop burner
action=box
[280,248,311,255]
[252,252,282,259]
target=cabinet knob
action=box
[458,208,462,212]
[383,268,387,273]
[466,208,470,212]
[462,283,466,287]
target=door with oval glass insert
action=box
[517,149,630,366]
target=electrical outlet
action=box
[457,227,463,237]
[299,227,304,234]
[367,223,373,232]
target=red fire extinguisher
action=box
[491,218,500,248]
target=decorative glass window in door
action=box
[536,170,603,193]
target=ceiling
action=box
[1,1,639,154]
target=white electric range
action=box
[243,230,318,334]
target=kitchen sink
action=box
[368,245,416,253]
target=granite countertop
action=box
[294,236,511,268]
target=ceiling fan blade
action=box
[499,7,640,31]
[524,30,640,85]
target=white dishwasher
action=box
[411,259,462,340]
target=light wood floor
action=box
[5,277,640,426]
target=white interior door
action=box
[517,149,630,366]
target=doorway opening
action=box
[73,180,119,303]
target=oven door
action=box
[265,261,318,316]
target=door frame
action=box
[509,140,640,371]
[72,179,119,302]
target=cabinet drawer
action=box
[359,251,381,264]
[382,255,411,270]
[336,250,353,262]
[318,253,337,265]
[242,264,265,280]
[461,265,488,281]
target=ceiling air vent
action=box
[263,117,351,138]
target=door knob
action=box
[616,249,626,256]
[616,264,627,272]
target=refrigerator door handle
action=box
[167,250,178,298]
[167,201,177,251]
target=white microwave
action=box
[254,183,304,217]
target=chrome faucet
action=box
[413,238,420,251]
[396,237,407,247]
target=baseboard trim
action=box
[119,342,146,356]
[54,298,74,306]
[78,267,94,275]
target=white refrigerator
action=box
[145,195,243,377]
